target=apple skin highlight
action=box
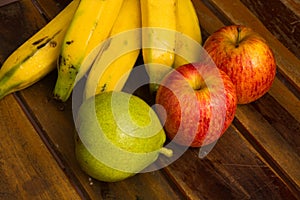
[155,63,237,147]
[203,25,276,104]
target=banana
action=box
[84,0,141,100]
[140,0,177,93]
[173,0,202,68]
[53,0,124,102]
[0,0,80,100]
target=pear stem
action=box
[159,147,173,157]
[235,26,242,48]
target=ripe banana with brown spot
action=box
[140,0,177,93]
[0,0,80,100]
[84,0,141,100]
[174,0,202,68]
[53,0,124,102]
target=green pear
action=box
[74,91,172,182]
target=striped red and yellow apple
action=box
[203,25,276,104]
[155,63,237,147]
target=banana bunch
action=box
[141,0,202,93]
[0,0,202,101]
[0,0,80,100]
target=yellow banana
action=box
[174,0,202,68]
[0,0,80,100]
[140,0,177,93]
[84,0,141,100]
[53,0,124,102]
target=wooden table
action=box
[0,0,299,199]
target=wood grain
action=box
[234,105,300,197]
[241,0,300,59]
[0,0,18,7]
[280,0,300,17]
[0,95,81,199]
[252,93,300,156]
[0,0,299,199]
[160,125,297,199]
[268,78,300,123]
[35,0,69,20]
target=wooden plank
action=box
[279,0,300,17]
[252,93,300,156]
[204,0,300,92]
[52,0,73,8]
[0,0,18,7]
[35,0,70,20]
[240,0,300,59]
[234,104,300,196]
[0,95,81,199]
[160,125,297,199]
[192,0,224,35]
[0,0,83,198]
[268,78,300,123]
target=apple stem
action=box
[235,26,242,48]
[159,147,173,158]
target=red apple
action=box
[203,25,276,104]
[155,62,237,147]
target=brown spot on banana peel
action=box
[58,56,63,70]
[58,55,78,73]
[50,41,57,47]
[100,83,107,92]
[32,36,48,45]
[37,38,52,49]
[66,40,74,45]
[70,65,77,70]
[58,55,68,69]
[36,30,62,49]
